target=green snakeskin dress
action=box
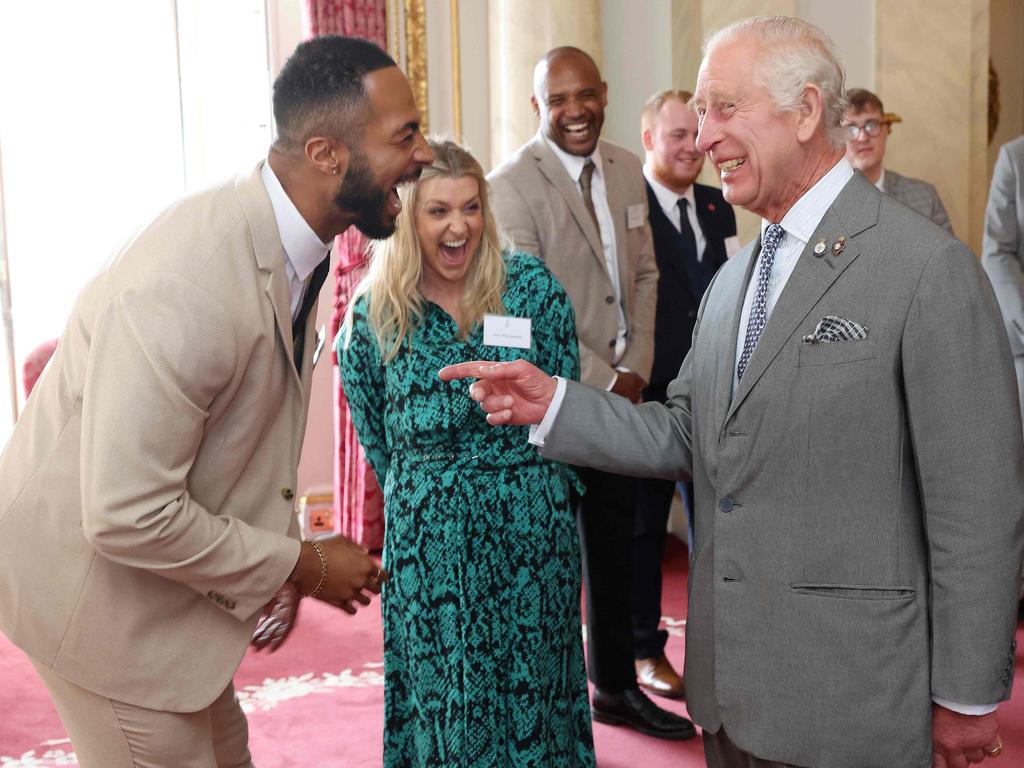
[338,252,595,768]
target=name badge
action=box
[312,324,326,367]
[483,314,532,350]
[627,203,645,230]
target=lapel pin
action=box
[832,236,847,256]
[707,203,716,212]
[813,239,826,256]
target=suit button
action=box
[719,496,734,513]
[605,295,614,304]
[689,310,696,318]
[281,487,294,501]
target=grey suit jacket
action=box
[488,134,658,388]
[883,168,953,234]
[0,164,315,712]
[541,173,1023,768]
[982,135,1024,358]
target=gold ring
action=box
[375,566,383,581]
[984,742,1003,758]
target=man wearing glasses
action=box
[843,88,953,233]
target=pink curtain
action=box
[304,0,386,549]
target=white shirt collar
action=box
[874,167,886,191]
[643,164,694,216]
[761,157,855,244]
[543,132,604,184]
[260,160,331,281]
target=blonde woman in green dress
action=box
[338,139,594,767]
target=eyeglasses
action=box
[842,119,890,139]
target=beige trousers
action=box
[31,659,253,768]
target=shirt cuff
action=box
[932,696,998,716]
[528,376,567,447]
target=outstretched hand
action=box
[438,359,557,426]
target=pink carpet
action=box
[1,540,1022,767]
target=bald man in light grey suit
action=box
[444,16,1023,768]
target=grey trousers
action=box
[703,727,801,768]
[31,658,253,768]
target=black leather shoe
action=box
[591,686,696,740]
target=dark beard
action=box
[333,149,396,239]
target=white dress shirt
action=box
[531,154,994,716]
[260,160,332,321]
[544,136,628,367]
[731,158,854,391]
[874,168,886,192]
[643,165,742,260]
[643,165,707,260]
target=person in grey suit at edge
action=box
[442,16,1024,768]
[983,133,1024,612]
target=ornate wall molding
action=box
[404,0,429,132]
[450,0,462,139]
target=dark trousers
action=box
[631,382,693,660]
[576,466,637,693]
[703,727,800,768]
[631,477,692,659]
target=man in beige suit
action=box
[0,36,432,766]
[488,48,693,740]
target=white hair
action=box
[704,16,848,150]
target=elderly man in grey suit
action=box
[444,16,1023,768]
[843,88,953,234]
[487,48,693,740]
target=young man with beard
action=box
[0,35,432,767]
[843,88,953,233]
[632,89,737,701]
[488,47,694,740]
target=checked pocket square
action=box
[802,315,868,343]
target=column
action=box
[487,0,601,169]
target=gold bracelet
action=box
[302,540,328,599]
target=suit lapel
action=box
[235,163,301,385]
[692,185,725,267]
[531,135,606,271]
[725,174,880,421]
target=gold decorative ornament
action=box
[404,0,428,133]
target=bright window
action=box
[0,0,272,440]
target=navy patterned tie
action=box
[736,224,785,381]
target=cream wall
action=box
[600,0,674,158]
[989,0,1024,176]
[876,0,990,251]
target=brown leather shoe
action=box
[635,654,685,699]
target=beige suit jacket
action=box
[488,134,657,388]
[0,163,318,712]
